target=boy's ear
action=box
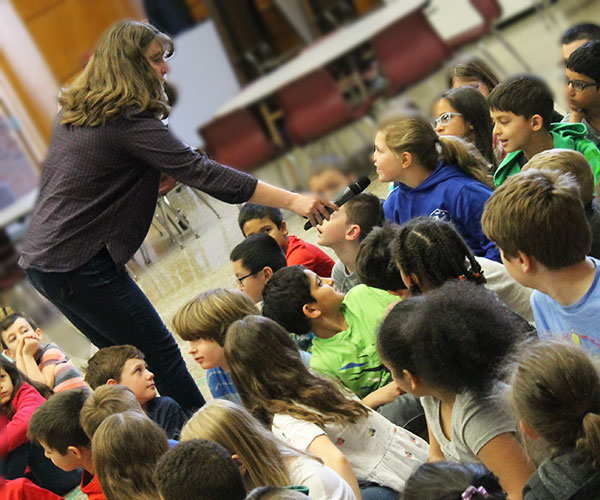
[280,220,288,236]
[231,454,247,476]
[345,224,361,242]
[262,266,274,281]
[302,303,322,320]
[519,420,540,440]
[530,114,545,132]
[2,348,14,359]
[516,251,535,273]
[402,369,419,391]
[66,445,84,459]
[106,378,119,386]
[34,328,43,339]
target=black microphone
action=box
[304,176,371,230]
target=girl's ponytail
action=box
[579,411,600,469]
[438,136,494,188]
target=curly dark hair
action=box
[378,281,528,397]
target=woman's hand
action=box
[289,193,338,227]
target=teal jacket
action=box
[494,122,600,187]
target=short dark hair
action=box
[392,217,485,294]
[230,233,287,274]
[343,192,384,243]
[262,266,314,335]
[84,345,144,389]
[378,281,529,397]
[154,439,247,500]
[0,312,38,349]
[561,23,600,45]
[404,462,506,500]
[28,389,91,454]
[238,204,284,235]
[355,224,405,291]
[567,40,600,84]
[487,75,554,130]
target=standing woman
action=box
[19,21,334,413]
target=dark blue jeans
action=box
[25,249,205,413]
[2,442,81,495]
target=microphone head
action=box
[350,176,371,194]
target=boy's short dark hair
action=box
[84,345,144,389]
[230,233,287,273]
[343,192,384,243]
[0,312,38,349]
[154,439,247,500]
[487,75,554,130]
[567,40,600,84]
[79,384,143,438]
[238,204,284,234]
[355,224,405,291]
[28,389,91,454]
[561,23,600,45]
[481,169,591,269]
[262,266,314,335]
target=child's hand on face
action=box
[22,337,39,356]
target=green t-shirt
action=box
[309,284,398,399]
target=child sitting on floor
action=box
[28,389,105,500]
[180,399,356,500]
[84,345,186,438]
[378,281,534,499]
[230,233,287,304]
[488,75,600,186]
[225,315,429,500]
[172,289,259,405]
[1,311,87,393]
[511,342,600,499]
[239,204,334,277]
[316,192,384,293]
[0,358,80,495]
[482,169,600,354]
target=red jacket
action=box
[1,478,62,500]
[0,383,46,456]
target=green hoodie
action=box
[494,122,600,187]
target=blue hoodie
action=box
[383,162,500,261]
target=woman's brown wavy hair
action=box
[59,21,173,127]
[224,315,369,427]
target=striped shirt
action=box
[36,342,88,392]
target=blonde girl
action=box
[224,315,429,500]
[374,116,500,262]
[511,342,600,499]
[92,410,169,500]
[20,20,335,414]
[180,399,356,500]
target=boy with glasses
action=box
[563,40,600,147]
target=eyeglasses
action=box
[434,112,463,128]
[236,271,257,287]
[566,78,599,92]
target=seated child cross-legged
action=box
[488,75,600,187]
[316,192,384,294]
[1,311,87,393]
[482,169,600,354]
[27,389,105,500]
[230,232,287,304]
[172,289,260,405]
[224,315,429,500]
[154,439,247,500]
[84,345,186,438]
[0,358,81,495]
[262,265,398,403]
[375,116,500,262]
[377,281,534,500]
[511,342,600,499]
[180,399,356,500]
[239,204,334,277]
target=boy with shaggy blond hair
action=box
[482,168,600,354]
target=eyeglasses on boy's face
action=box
[236,271,257,287]
[433,112,463,128]
[565,78,600,92]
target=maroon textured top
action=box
[20,112,258,272]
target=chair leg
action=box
[490,28,532,72]
[162,195,199,239]
[140,243,152,265]
[157,203,184,248]
[151,221,164,237]
[188,188,222,219]
[125,264,138,281]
